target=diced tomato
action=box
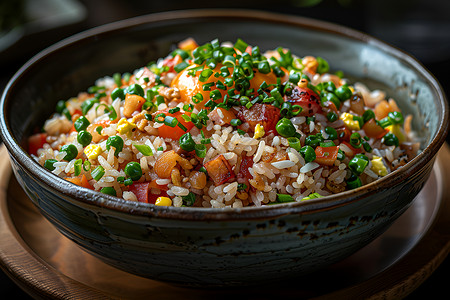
[66,175,94,190]
[161,54,183,73]
[155,110,194,140]
[204,154,235,186]
[237,155,253,182]
[28,133,48,156]
[314,146,339,166]
[284,86,322,117]
[129,182,168,204]
[236,103,280,135]
[208,107,236,126]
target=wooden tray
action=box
[1,145,450,299]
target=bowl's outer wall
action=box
[0,11,447,285]
[10,151,435,285]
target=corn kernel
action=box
[84,144,102,160]
[386,124,406,143]
[340,112,360,131]
[155,196,172,206]
[371,156,388,176]
[117,118,136,135]
[253,124,265,139]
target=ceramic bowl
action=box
[0,10,448,287]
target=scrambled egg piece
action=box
[371,156,388,176]
[340,112,360,131]
[84,144,103,160]
[155,196,172,206]
[253,124,265,139]
[386,124,406,143]
[117,118,136,135]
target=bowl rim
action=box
[0,8,448,220]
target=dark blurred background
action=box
[1,0,449,298]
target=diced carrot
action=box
[154,150,180,179]
[66,174,93,190]
[156,110,194,140]
[204,154,235,186]
[314,146,339,166]
[362,119,388,139]
[178,38,198,51]
[374,100,391,120]
[28,133,47,156]
[123,94,146,118]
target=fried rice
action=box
[29,38,419,208]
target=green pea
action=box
[335,85,353,101]
[55,100,66,114]
[324,81,336,93]
[60,144,78,161]
[124,83,145,97]
[124,162,142,181]
[230,118,242,126]
[324,92,341,109]
[327,112,338,122]
[324,126,338,140]
[106,136,124,156]
[44,159,58,171]
[100,187,117,196]
[299,145,316,163]
[316,57,329,74]
[179,132,196,152]
[74,116,90,132]
[305,134,322,148]
[276,118,296,137]
[77,130,92,147]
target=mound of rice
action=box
[30,38,419,208]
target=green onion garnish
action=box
[91,165,105,181]
[134,144,153,156]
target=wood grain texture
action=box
[0,145,449,299]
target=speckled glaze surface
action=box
[0,10,448,286]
